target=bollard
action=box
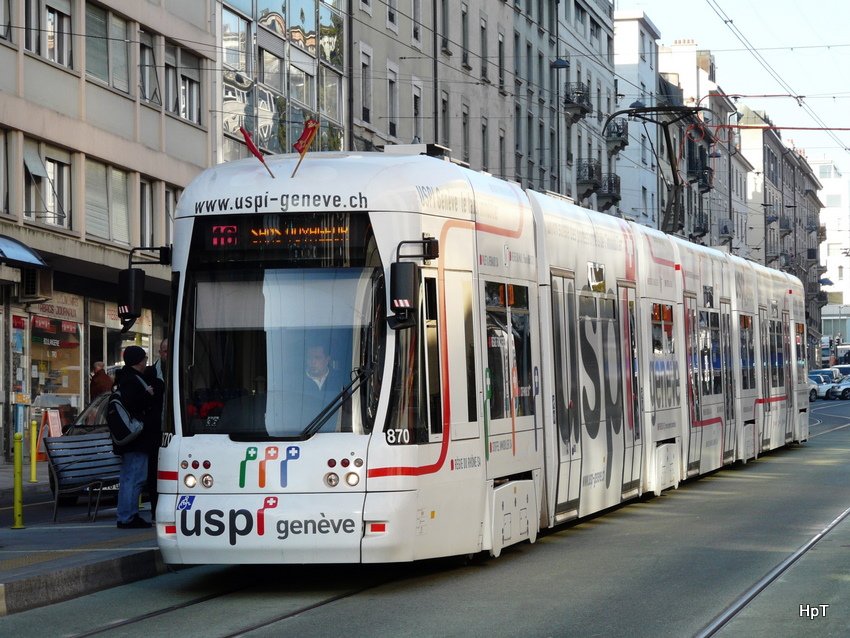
[12,432,25,529]
[29,419,38,483]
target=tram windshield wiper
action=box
[299,365,375,439]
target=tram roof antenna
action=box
[382,143,459,162]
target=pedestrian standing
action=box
[89,361,113,399]
[115,346,160,529]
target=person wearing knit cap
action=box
[114,346,161,529]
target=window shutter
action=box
[85,160,109,238]
[110,168,129,244]
[109,14,129,92]
[85,5,108,82]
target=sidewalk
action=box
[0,458,165,616]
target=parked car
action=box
[808,378,818,402]
[811,368,845,384]
[808,373,839,400]
[830,364,850,380]
[830,377,850,400]
[62,393,110,436]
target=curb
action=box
[0,549,166,616]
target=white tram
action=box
[154,148,809,564]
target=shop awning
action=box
[0,235,48,269]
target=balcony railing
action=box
[718,218,733,241]
[597,174,621,212]
[605,118,628,155]
[779,216,792,235]
[563,82,592,124]
[575,158,602,200]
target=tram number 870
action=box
[385,428,412,445]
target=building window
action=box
[480,19,488,80]
[361,49,372,123]
[499,129,505,179]
[0,0,9,40]
[260,48,285,94]
[140,180,154,247]
[23,140,70,229]
[387,0,396,27]
[498,33,505,90]
[85,159,129,244]
[412,82,423,142]
[165,44,202,124]
[441,91,450,146]
[461,104,469,163]
[290,62,316,109]
[461,4,469,67]
[0,129,7,215]
[164,186,179,246]
[223,7,249,73]
[27,0,73,67]
[289,0,317,56]
[319,66,342,124]
[86,4,129,92]
[513,31,520,81]
[387,67,398,137]
[412,0,421,43]
[481,117,488,172]
[440,0,449,51]
[139,31,161,105]
[318,4,344,70]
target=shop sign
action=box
[29,292,84,322]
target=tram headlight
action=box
[184,474,197,488]
[325,472,340,487]
[201,474,214,488]
[345,472,360,487]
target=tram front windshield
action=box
[179,213,386,440]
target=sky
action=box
[616,0,850,172]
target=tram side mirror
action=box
[388,262,420,330]
[118,268,145,333]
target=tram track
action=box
[695,503,850,637]
[62,563,411,638]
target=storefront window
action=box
[30,315,82,426]
[11,315,26,399]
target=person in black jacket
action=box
[115,346,161,529]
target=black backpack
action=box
[106,375,150,446]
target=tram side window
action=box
[795,323,806,379]
[772,319,784,387]
[386,303,428,444]
[651,303,675,355]
[485,281,534,419]
[424,277,442,434]
[739,315,755,390]
[698,311,721,396]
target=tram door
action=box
[782,310,793,442]
[684,295,701,474]
[619,285,642,497]
[550,274,581,520]
[758,306,770,452]
[721,302,736,463]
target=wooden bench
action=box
[43,432,122,522]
